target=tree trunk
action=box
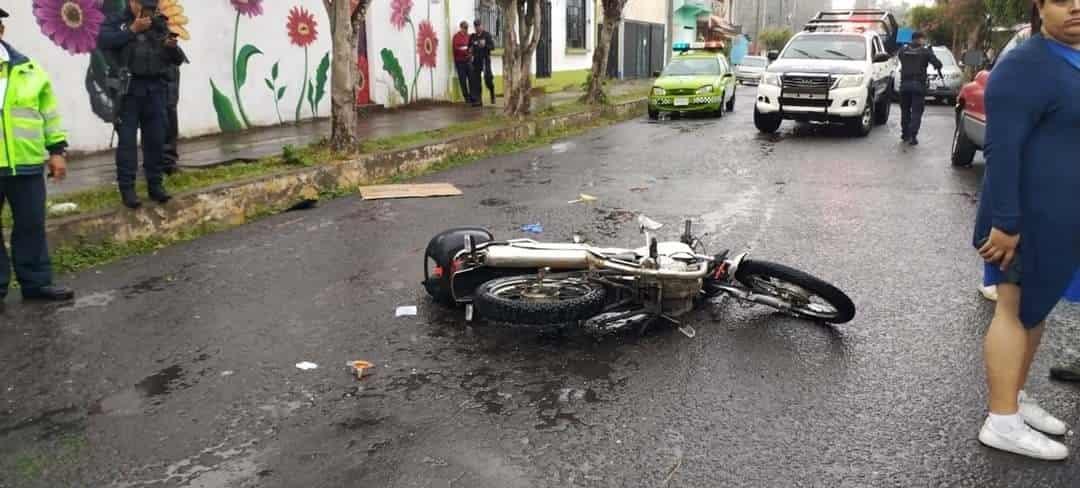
[500,0,542,118]
[330,0,358,151]
[585,16,619,105]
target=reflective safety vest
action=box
[0,46,66,176]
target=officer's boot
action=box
[148,181,172,204]
[120,186,142,209]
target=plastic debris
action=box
[348,360,374,380]
[220,370,235,377]
[48,202,78,215]
[521,223,544,234]
[295,361,318,370]
[568,194,598,204]
[395,306,418,317]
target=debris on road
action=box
[521,223,544,234]
[295,362,319,371]
[220,370,235,377]
[629,187,649,193]
[568,193,598,204]
[348,360,374,380]
[396,306,418,317]
[359,183,462,200]
[48,202,79,215]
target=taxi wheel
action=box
[725,90,736,112]
[648,108,659,120]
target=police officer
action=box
[470,20,496,107]
[98,0,184,208]
[162,45,188,176]
[0,8,75,304]
[897,32,943,146]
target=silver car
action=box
[735,55,768,85]
[892,46,965,104]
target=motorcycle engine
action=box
[656,255,703,316]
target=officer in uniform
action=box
[897,32,943,146]
[98,0,184,208]
[0,7,75,303]
[161,45,188,176]
[470,20,496,107]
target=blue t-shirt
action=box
[1046,38,1080,71]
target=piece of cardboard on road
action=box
[358,183,463,200]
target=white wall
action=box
[624,0,669,25]
[366,0,452,107]
[5,1,333,153]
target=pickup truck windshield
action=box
[663,58,722,76]
[782,35,867,61]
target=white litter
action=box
[396,306,418,317]
[295,362,319,370]
[220,370,235,377]
[48,202,78,215]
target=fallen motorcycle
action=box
[422,217,855,335]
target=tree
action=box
[324,0,369,151]
[493,0,543,118]
[584,0,630,105]
[758,27,793,52]
[907,5,954,46]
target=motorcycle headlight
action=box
[831,74,865,89]
[761,73,781,87]
[652,87,666,96]
[696,85,714,95]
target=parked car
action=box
[648,42,738,120]
[735,55,769,85]
[951,25,1032,167]
[891,46,964,105]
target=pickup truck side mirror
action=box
[873,53,892,63]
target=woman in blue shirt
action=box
[974,0,1080,461]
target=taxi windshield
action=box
[663,58,722,76]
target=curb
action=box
[47,98,647,251]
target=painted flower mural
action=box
[416,20,438,69]
[159,0,191,40]
[356,55,370,105]
[32,0,106,55]
[390,0,413,31]
[287,6,319,48]
[230,0,264,18]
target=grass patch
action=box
[358,115,507,153]
[7,433,86,483]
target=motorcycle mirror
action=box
[638,215,663,232]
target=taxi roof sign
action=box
[673,41,725,52]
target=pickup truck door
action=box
[869,36,891,97]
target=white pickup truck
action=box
[753,10,900,137]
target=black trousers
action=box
[0,175,53,293]
[163,75,180,171]
[455,61,474,103]
[899,80,927,139]
[471,57,494,105]
[116,79,167,188]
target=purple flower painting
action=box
[32,0,106,55]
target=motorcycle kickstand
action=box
[659,314,696,339]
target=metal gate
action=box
[606,24,620,79]
[536,1,553,78]
[622,21,665,79]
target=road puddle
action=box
[91,364,186,416]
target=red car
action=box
[951,25,1032,167]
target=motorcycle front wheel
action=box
[734,260,856,324]
[474,274,607,326]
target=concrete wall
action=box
[5,0,333,154]
[624,0,669,25]
[366,0,452,107]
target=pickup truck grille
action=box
[782,75,832,92]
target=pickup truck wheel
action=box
[848,97,874,137]
[951,109,977,167]
[754,106,782,133]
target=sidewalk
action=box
[55,103,498,196]
[55,78,653,197]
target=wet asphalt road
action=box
[3,91,1080,488]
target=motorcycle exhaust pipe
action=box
[586,253,709,279]
[710,284,793,311]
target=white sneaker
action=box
[1019,391,1069,435]
[979,285,998,302]
[979,418,1069,460]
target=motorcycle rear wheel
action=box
[474,274,606,326]
[734,260,856,324]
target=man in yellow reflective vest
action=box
[0,8,75,304]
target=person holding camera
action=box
[98,0,185,209]
[0,7,75,304]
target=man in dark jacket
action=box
[470,20,496,106]
[98,0,184,208]
[161,48,188,175]
[897,32,943,145]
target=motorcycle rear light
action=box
[432,266,444,278]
